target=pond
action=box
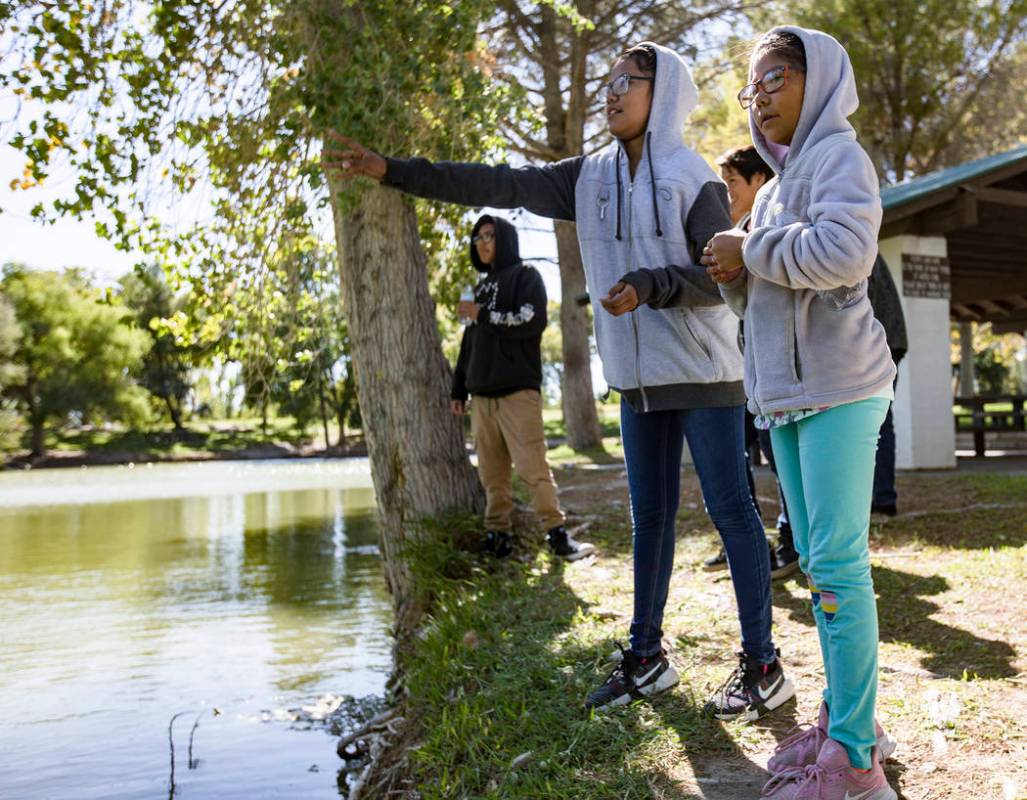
[0,458,391,799]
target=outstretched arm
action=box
[322,132,582,221]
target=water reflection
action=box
[0,462,390,800]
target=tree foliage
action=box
[768,0,1027,180]
[0,295,23,451]
[118,264,193,430]
[1,265,151,456]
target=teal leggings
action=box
[770,397,890,769]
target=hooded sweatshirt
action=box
[717,26,895,416]
[451,215,547,401]
[382,42,742,413]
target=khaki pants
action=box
[470,389,564,533]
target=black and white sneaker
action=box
[546,526,595,561]
[481,530,513,559]
[584,643,679,712]
[704,650,795,721]
[770,546,800,580]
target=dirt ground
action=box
[550,460,1027,800]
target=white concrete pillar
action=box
[878,235,957,469]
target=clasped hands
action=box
[600,229,747,317]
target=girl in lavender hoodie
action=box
[701,27,898,800]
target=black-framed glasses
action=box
[472,232,495,244]
[601,73,654,101]
[737,65,791,109]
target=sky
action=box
[0,145,141,285]
[0,144,567,301]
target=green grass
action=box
[18,416,338,463]
[542,405,622,441]
[397,465,1027,799]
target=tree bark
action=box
[555,221,602,449]
[166,396,184,431]
[318,373,331,452]
[29,419,44,458]
[536,6,602,450]
[959,321,976,397]
[330,179,483,646]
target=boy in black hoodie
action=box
[452,215,594,561]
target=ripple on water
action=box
[0,459,391,800]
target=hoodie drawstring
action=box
[646,131,663,237]
[615,149,623,241]
[615,133,662,241]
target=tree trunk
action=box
[166,396,184,431]
[318,372,331,451]
[959,321,976,397]
[330,179,483,646]
[30,418,44,458]
[555,221,602,449]
[535,8,602,450]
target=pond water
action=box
[0,459,391,799]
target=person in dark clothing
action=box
[866,254,908,516]
[451,214,595,561]
[701,145,799,580]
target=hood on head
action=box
[610,42,699,241]
[632,41,699,157]
[470,214,521,273]
[747,26,859,174]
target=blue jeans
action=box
[872,375,898,507]
[621,400,775,662]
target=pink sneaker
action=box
[761,738,897,800]
[768,702,897,774]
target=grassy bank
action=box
[398,457,1027,799]
[2,417,366,468]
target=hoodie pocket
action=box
[679,309,712,362]
[792,319,802,382]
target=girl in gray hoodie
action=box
[324,42,794,720]
[701,27,897,800]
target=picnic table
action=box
[953,395,1027,457]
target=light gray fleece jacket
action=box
[719,26,896,416]
[381,42,743,412]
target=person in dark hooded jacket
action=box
[451,214,594,562]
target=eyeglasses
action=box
[737,65,791,109]
[472,232,495,244]
[601,73,654,101]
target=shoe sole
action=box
[713,677,796,721]
[560,543,596,561]
[856,790,896,800]
[589,666,680,712]
[702,562,729,573]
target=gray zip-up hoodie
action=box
[381,42,743,412]
[717,26,895,415]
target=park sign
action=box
[901,254,950,299]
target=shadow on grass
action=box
[772,564,1017,679]
[870,505,1027,550]
[401,522,770,799]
